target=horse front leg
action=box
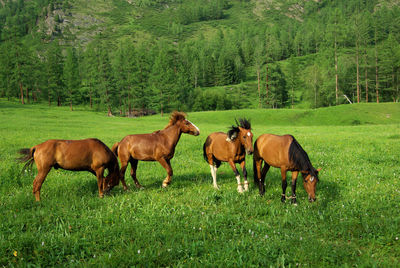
[280,167,288,203]
[228,160,243,193]
[94,167,106,198]
[291,171,299,204]
[240,161,249,192]
[158,158,173,188]
[32,165,51,201]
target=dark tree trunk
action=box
[19,82,24,104]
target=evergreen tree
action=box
[97,42,116,116]
[63,47,80,110]
[45,41,64,106]
[81,43,99,108]
[268,63,288,108]
[286,56,302,108]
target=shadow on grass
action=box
[110,168,249,193]
[243,170,342,206]
[44,167,341,208]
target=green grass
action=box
[1,100,399,266]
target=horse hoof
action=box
[213,185,220,190]
[237,186,244,193]
[244,183,249,191]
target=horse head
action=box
[301,167,321,202]
[104,167,121,193]
[168,111,200,136]
[234,118,253,155]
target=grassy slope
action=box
[0,101,399,266]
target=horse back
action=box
[35,139,113,171]
[119,133,162,161]
[255,134,294,168]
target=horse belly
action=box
[130,142,156,161]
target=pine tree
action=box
[81,43,98,108]
[45,41,64,106]
[63,47,80,111]
[97,42,115,116]
[286,56,301,108]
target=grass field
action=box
[0,100,399,266]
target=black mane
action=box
[236,118,251,130]
[288,136,318,179]
[227,126,239,141]
[226,118,251,141]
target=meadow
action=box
[0,100,399,266]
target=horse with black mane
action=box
[112,111,200,189]
[203,118,253,193]
[18,138,120,201]
[253,134,321,203]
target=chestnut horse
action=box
[203,119,254,193]
[112,111,200,189]
[18,138,120,201]
[253,134,321,203]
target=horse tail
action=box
[288,136,317,178]
[18,147,35,174]
[203,137,211,163]
[253,139,258,183]
[203,137,221,168]
[111,142,119,157]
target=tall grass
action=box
[0,101,399,266]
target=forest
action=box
[0,0,400,115]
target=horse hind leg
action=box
[129,159,142,189]
[209,164,219,189]
[259,162,270,195]
[118,156,130,191]
[32,165,51,202]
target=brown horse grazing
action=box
[18,138,120,201]
[203,119,254,193]
[253,134,321,203]
[112,111,200,189]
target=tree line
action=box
[0,0,399,115]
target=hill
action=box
[0,0,400,113]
